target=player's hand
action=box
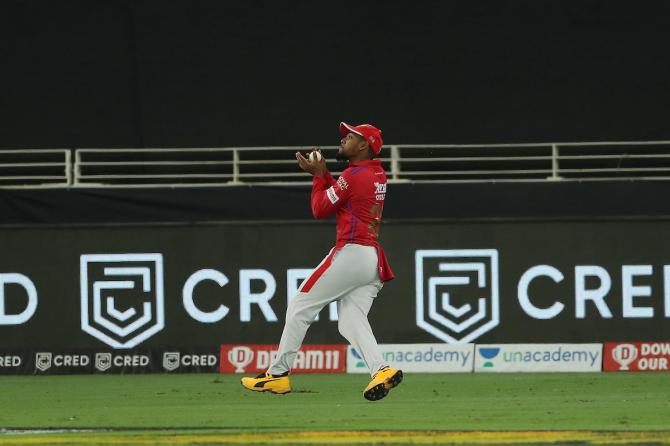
[296,148,327,176]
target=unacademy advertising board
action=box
[347,343,474,373]
[474,344,602,372]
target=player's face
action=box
[337,132,365,161]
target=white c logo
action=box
[183,269,230,323]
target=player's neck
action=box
[348,153,371,163]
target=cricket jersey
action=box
[310,159,394,282]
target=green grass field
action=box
[0,373,669,445]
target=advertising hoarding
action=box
[474,344,602,372]
[0,349,219,375]
[219,344,346,374]
[0,220,669,367]
[603,342,670,372]
[347,343,474,373]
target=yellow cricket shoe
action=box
[363,367,403,401]
[241,372,291,394]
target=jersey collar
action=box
[348,159,382,168]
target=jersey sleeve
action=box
[311,170,352,219]
[321,170,337,187]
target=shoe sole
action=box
[241,380,291,395]
[243,386,291,394]
[363,369,403,401]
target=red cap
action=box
[339,122,384,155]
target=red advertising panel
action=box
[219,344,346,374]
[604,342,670,372]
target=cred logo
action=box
[81,254,164,349]
[415,250,499,343]
[163,352,180,371]
[35,352,52,371]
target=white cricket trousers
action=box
[268,243,388,377]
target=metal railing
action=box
[388,141,670,183]
[0,149,70,188]
[74,146,336,187]
[1,142,670,188]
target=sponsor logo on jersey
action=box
[374,182,386,200]
[336,176,348,190]
[326,186,339,204]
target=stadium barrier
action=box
[473,344,602,372]
[220,344,346,374]
[0,349,219,375]
[347,344,474,373]
[217,343,604,375]
[3,342,670,374]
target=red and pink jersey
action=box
[311,159,394,282]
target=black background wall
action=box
[3,181,670,225]
[2,0,669,149]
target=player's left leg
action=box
[338,284,403,401]
[337,284,386,373]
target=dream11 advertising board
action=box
[604,342,670,372]
[219,344,346,374]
